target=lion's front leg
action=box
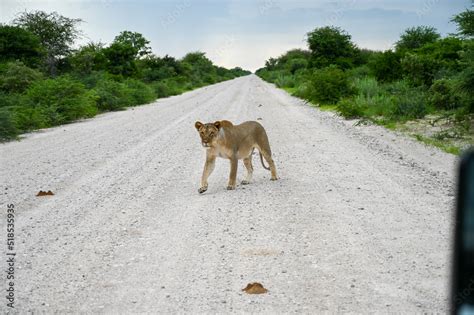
[199,155,215,194]
[227,156,238,190]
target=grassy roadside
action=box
[256,8,474,156]
[281,86,473,155]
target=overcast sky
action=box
[0,0,471,71]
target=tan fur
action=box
[195,120,278,193]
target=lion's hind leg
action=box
[242,154,254,185]
[257,140,278,181]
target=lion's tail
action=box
[259,152,270,170]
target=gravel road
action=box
[1,74,457,313]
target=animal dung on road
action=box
[36,190,54,196]
[242,282,268,294]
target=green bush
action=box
[307,65,352,104]
[0,61,42,93]
[352,76,380,98]
[380,80,429,119]
[93,79,131,111]
[383,79,412,95]
[162,78,186,95]
[0,108,18,141]
[401,53,440,86]
[13,104,49,131]
[78,71,114,89]
[21,76,98,127]
[123,79,155,106]
[287,58,308,74]
[368,50,403,82]
[152,81,171,98]
[275,73,295,88]
[429,79,462,110]
[337,81,395,119]
[292,81,311,100]
[0,25,44,67]
[390,88,428,119]
[0,92,20,108]
[337,97,367,118]
[347,65,371,79]
[457,41,474,112]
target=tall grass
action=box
[337,76,429,120]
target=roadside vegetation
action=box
[256,7,474,154]
[0,11,250,141]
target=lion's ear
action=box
[214,121,221,130]
[195,121,203,130]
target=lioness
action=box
[195,120,278,193]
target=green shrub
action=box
[0,92,20,108]
[401,53,440,86]
[429,79,462,110]
[363,94,395,117]
[275,73,295,88]
[352,76,380,98]
[162,78,185,95]
[123,79,155,105]
[347,65,371,79]
[390,88,428,119]
[457,41,474,112]
[93,79,131,111]
[337,93,395,119]
[78,71,115,89]
[0,61,42,93]
[368,50,403,82]
[0,25,44,67]
[337,97,367,118]
[383,79,412,95]
[0,108,18,141]
[152,81,171,98]
[292,81,311,100]
[307,65,352,104]
[287,58,308,74]
[21,76,98,126]
[12,104,49,131]
[380,80,429,119]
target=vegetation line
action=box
[256,6,473,155]
[0,11,251,142]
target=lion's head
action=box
[195,121,221,148]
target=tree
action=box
[396,26,440,51]
[401,53,440,86]
[0,61,43,93]
[14,11,82,76]
[307,65,352,104]
[456,41,474,112]
[306,26,357,69]
[103,31,151,77]
[103,41,138,76]
[0,25,44,66]
[368,50,403,82]
[113,31,151,58]
[138,54,182,82]
[264,57,278,70]
[452,7,474,38]
[69,42,107,75]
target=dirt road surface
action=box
[1,75,456,313]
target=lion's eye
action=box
[210,132,214,136]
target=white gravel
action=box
[0,74,457,313]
